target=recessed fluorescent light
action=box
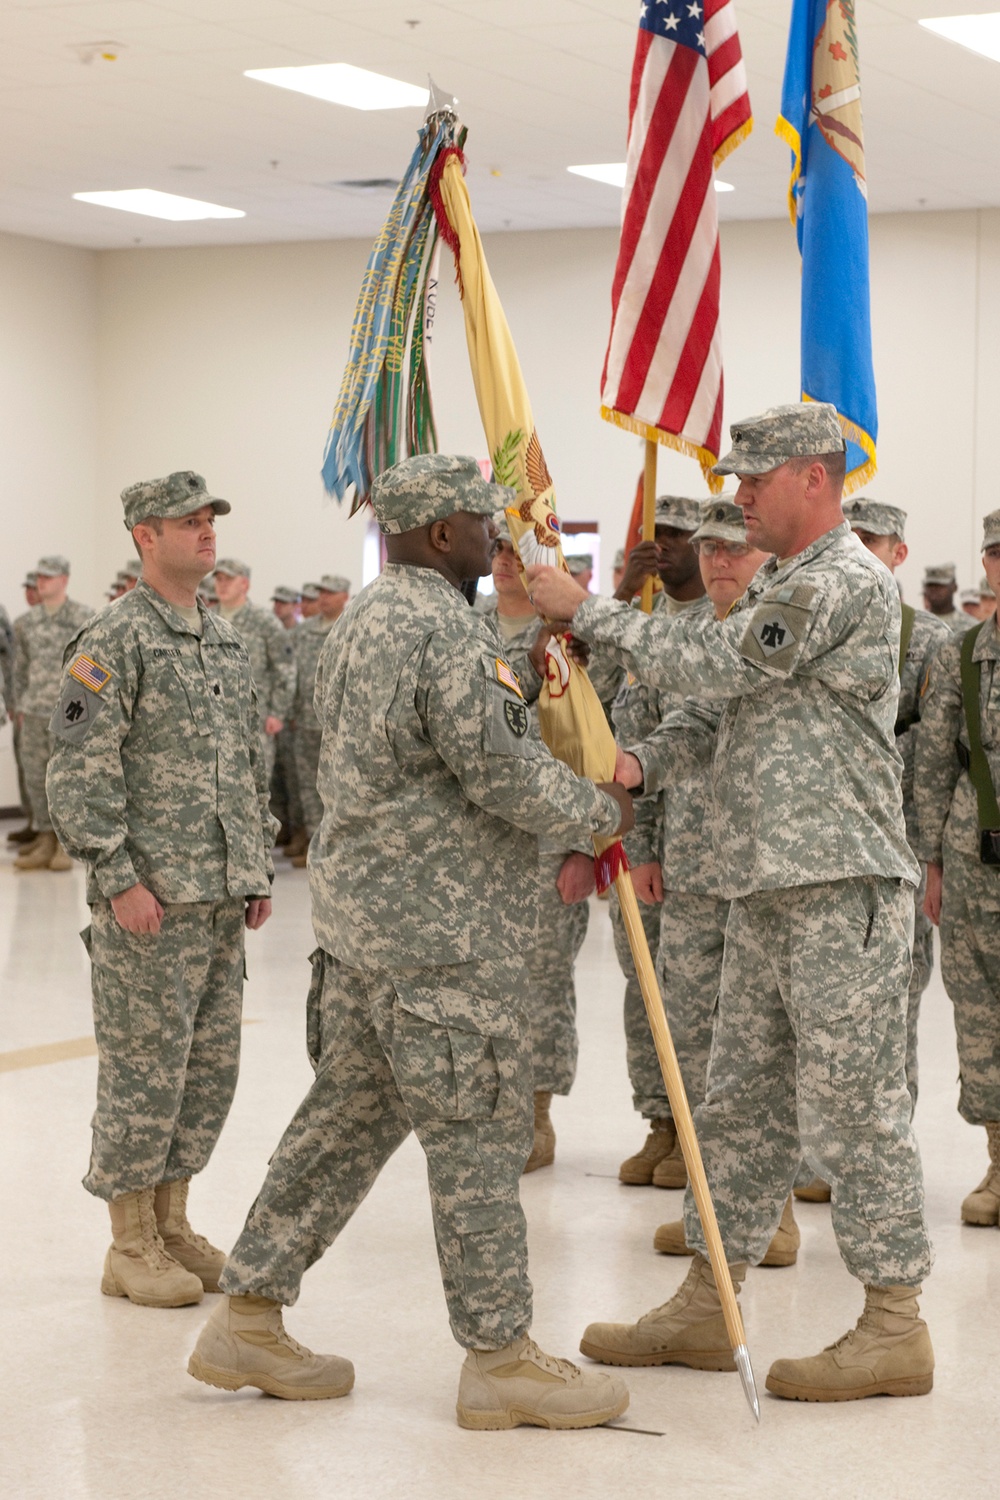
[919,13,1000,62]
[73,189,244,221]
[569,163,735,193]
[245,63,429,111]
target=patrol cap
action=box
[960,588,981,606]
[370,453,514,536]
[654,495,704,531]
[22,570,38,588]
[197,578,219,603]
[271,586,301,604]
[980,573,996,598]
[613,548,625,569]
[121,470,231,530]
[318,574,351,594]
[566,553,593,576]
[713,402,845,476]
[983,511,1000,550]
[302,583,321,601]
[691,499,746,547]
[923,563,957,586]
[492,509,513,545]
[214,558,250,579]
[37,554,70,577]
[843,496,907,540]
[120,559,142,580]
[114,571,134,586]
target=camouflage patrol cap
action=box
[923,563,957,586]
[713,402,845,476]
[983,511,1000,550]
[613,548,626,569]
[302,583,321,600]
[318,574,351,594]
[120,558,142,580]
[121,470,231,530]
[843,496,907,541]
[37,554,71,577]
[654,495,704,531]
[271,586,302,604]
[197,578,219,603]
[22,570,38,588]
[980,573,996,599]
[492,508,513,545]
[566,553,593,576]
[214,558,250,579]
[692,499,746,547]
[960,589,981,606]
[370,454,514,536]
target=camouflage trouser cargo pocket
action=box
[305,947,324,1071]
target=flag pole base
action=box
[734,1344,761,1424]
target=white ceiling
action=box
[2,0,999,249]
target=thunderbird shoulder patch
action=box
[495,657,523,698]
[739,584,817,675]
[68,654,112,693]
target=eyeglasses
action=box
[694,538,752,557]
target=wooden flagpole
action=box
[640,438,658,615]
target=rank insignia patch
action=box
[495,658,523,698]
[68,654,112,692]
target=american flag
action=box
[601,0,752,489]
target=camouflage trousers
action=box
[939,852,1000,1124]
[221,949,534,1350]
[270,725,303,830]
[525,850,590,1095]
[259,725,277,782]
[82,897,246,1200]
[12,714,30,816]
[610,885,664,1117]
[905,866,934,1110]
[21,712,55,830]
[293,725,323,833]
[682,878,932,1287]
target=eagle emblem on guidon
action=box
[811,0,866,198]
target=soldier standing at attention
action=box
[13,556,91,871]
[528,404,934,1405]
[612,495,705,1191]
[46,471,276,1310]
[288,574,351,867]
[186,454,634,1429]
[6,571,40,847]
[917,510,1000,1229]
[269,587,303,849]
[212,559,296,780]
[922,563,968,632]
[299,583,321,618]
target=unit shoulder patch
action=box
[52,676,107,744]
[739,584,817,675]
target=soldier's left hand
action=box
[245,897,272,930]
[264,716,283,735]
[556,851,596,905]
[525,565,589,623]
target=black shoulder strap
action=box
[898,603,915,679]
[960,622,1000,830]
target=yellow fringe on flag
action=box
[599,405,725,494]
[774,115,801,228]
[713,115,754,172]
[802,391,878,494]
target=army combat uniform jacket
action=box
[308,563,622,969]
[574,523,919,897]
[223,600,296,728]
[46,580,275,905]
[13,597,93,715]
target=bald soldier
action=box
[46,471,276,1310]
[528,404,934,1405]
[187,454,633,1430]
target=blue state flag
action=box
[778,0,876,489]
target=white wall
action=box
[0,232,98,805]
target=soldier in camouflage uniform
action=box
[213,559,296,780]
[46,471,276,1311]
[916,508,1000,1228]
[481,517,594,1172]
[529,404,934,1405]
[610,495,705,1190]
[0,601,13,728]
[6,572,40,845]
[922,563,969,633]
[845,497,951,1110]
[287,573,351,864]
[188,454,633,1429]
[268,587,303,847]
[12,555,92,871]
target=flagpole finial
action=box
[425,76,458,121]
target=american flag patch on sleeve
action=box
[495,658,523,698]
[68,654,112,693]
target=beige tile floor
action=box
[2,824,999,1500]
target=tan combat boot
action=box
[523,1091,555,1173]
[619,1119,676,1185]
[457,1336,629,1430]
[101,1188,204,1307]
[188,1295,355,1399]
[766,1283,933,1401]
[47,840,73,871]
[14,831,58,870]
[284,827,309,859]
[154,1178,227,1291]
[794,1176,831,1203]
[653,1196,800,1267]
[961,1122,1000,1225]
[652,1134,688,1190]
[579,1254,744,1370]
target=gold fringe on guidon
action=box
[600,406,725,494]
[713,115,754,171]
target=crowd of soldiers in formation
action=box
[7,430,1000,1429]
